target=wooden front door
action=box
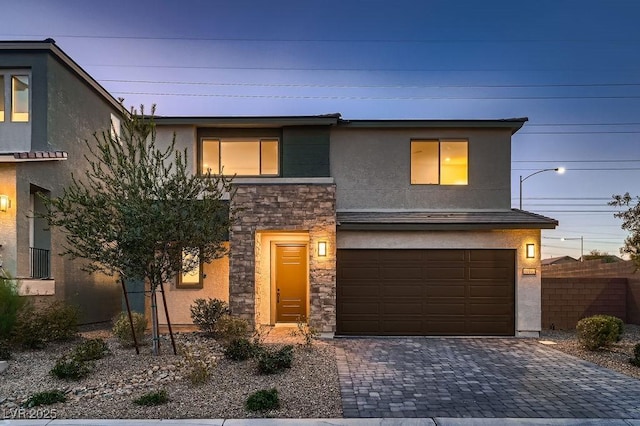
[275,244,308,322]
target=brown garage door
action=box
[336,249,515,336]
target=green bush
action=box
[133,390,168,406]
[50,356,92,380]
[224,337,257,361]
[0,339,11,360]
[189,298,229,335]
[630,343,640,367]
[10,300,79,349]
[11,302,46,349]
[576,315,624,351]
[246,388,280,412]
[25,390,67,407]
[215,314,249,342]
[40,301,79,341]
[0,275,24,340]
[112,312,147,347]
[72,338,109,362]
[256,345,294,375]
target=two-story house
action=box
[0,40,124,323]
[152,116,557,337]
[0,39,557,336]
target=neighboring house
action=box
[151,115,558,337]
[0,40,124,323]
[541,256,578,266]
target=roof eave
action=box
[0,40,126,115]
[153,114,341,128]
[337,117,528,134]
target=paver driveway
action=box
[334,338,640,419]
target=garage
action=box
[336,249,515,336]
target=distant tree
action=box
[41,105,234,355]
[609,193,640,267]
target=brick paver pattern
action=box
[334,338,640,418]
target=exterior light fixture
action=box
[526,243,536,259]
[318,241,327,257]
[0,195,9,212]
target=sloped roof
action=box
[337,209,558,230]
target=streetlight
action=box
[519,167,565,210]
[542,235,584,261]
[561,236,584,262]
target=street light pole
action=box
[519,167,565,210]
[561,236,584,262]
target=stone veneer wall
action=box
[229,183,337,332]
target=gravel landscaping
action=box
[0,326,342,419]
[3,323,640,420]
[540,323,640,380]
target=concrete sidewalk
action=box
[3,418,640,425]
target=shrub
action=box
[0,275,24,340]
[50,356,92,380]
[39,301,79,341]
[246,388,280,412]
[290,318,319,348]
[133,390,168,406]
[10,300,79,349]
[0,339,11,360]
[112,312,147,347]
[24,390,67,407]
[179,343,212,386]
[576,315,624,351]
[256,345,294,375]
[224,337,257,361]
[190,298,229,335]
[72,338,109,362]
[215,314,249,342]
[11,302,46,349]
[630,343,640,367]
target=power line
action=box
[100,78,640,90]
[111,91,640,101]
[513,168,640,171]
[6,33,640,44]
[513,160,640,163]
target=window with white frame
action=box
[411,139,468,185]
[201,138,279,176]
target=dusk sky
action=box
[4,0,640,259]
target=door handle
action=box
[277,288,280,303]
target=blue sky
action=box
[4,0,640,259]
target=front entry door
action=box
[275,244,308,322]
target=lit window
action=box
[200,138,279,176]
[0,75,4,121]
[411,140,468,185]
[11,75,29,122]
[110,113,121,141]
[177,247,202,289]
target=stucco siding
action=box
[330,127,512,210]
[337,229,542,336]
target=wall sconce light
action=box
[317,241,327,257]
[526,243,536,259]
[0,195,9,212]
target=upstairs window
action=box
[411,140,468,185]
[0,76,4,121]
[110,113,121,141]
[201,138,279,176]
[11,75,29,122]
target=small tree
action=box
[41,105,234,355]
[610,193,640,267]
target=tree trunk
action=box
[151,287,159,356]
